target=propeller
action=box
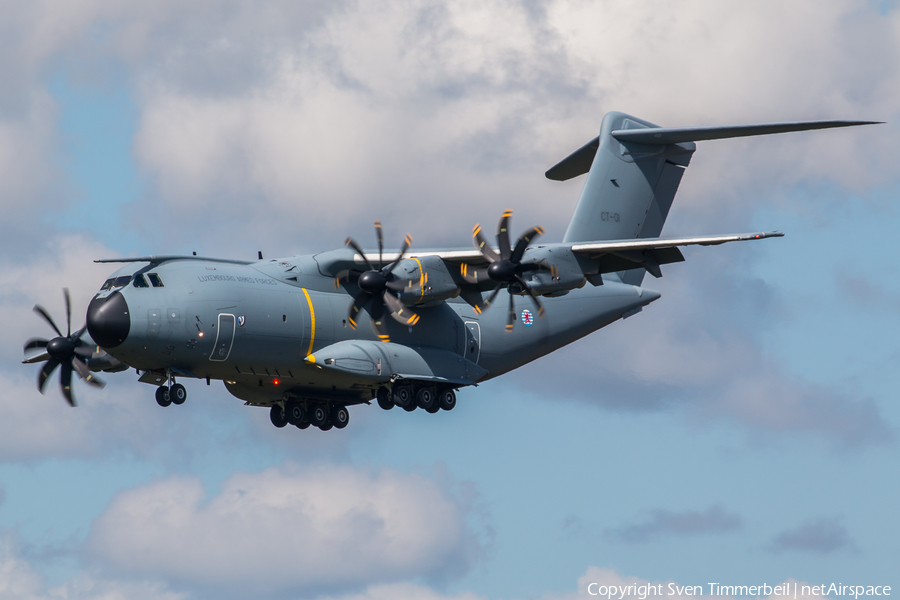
[460,209,550,331]
[334,221,423,342]
[23,288,105,406]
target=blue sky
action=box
[1,2,898,599]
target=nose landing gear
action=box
[154,371,187,407]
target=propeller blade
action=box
[457,287,485,314]
[518,277,545,318]
[33,305,63,337]
[60,361,75,407]
[74,344,98,358]
[24,338,49,352]
[347,293,369,330]
[485,284,503,307]
[64,287,72,337]
[497,209,513,260]
[345,237,374,271]
[73,356,105,388]
[334,269,357,289]
[459,263,489,285]
[382,291,420,326]
[384,234,413,274]
[72,325,87,341]
[23,353,51,364]
[472,224,500,263]
[384,272,423,292]
[505,292,516,332]
[374,220,384,269]
[368,297,390,342]
[38,358,61,394]
[510,226,545,264]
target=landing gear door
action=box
[463,321,481,364]
[210,314,236,362]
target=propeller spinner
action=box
[23,288,105,406]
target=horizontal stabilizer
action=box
[611,120,882,146]
[546,119,881,181]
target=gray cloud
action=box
[606,505,742,543]
[85,465,483,597]
[768,516,856,555]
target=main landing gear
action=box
[270,400,349,432]
[378,384,457,414]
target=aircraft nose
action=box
[86,291,131,348]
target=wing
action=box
[570,231,783,279]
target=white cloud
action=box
[0,535,185,600]
[85,465,481,595]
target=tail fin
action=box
[548,112,880,284]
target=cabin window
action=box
[148,273,165,287]
[133,274,150,288]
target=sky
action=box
[1,1,899,599]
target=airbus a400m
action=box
[23,112,878,432]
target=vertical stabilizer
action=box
[555,112,695,247]
[551,112,694,285]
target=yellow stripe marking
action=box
[411,256,425,302]
[302,288,316,356]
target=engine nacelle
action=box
[392,255,461,305]
[519,246,586,295]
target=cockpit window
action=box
[147,273,164,288]
[133,274,150,288]
[100,278,116,291]
[114,275,133,287]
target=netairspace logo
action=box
[586,582,892,599]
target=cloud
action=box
[516,249,893,447]
[606,505,742,543]
[85,465,482,595]
[0,534,186,600]
[768,517,856,555]
[1,0,886,257]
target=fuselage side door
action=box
[463,321,481,364]
[210,313,236,362]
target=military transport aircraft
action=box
[23,111,879,431]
